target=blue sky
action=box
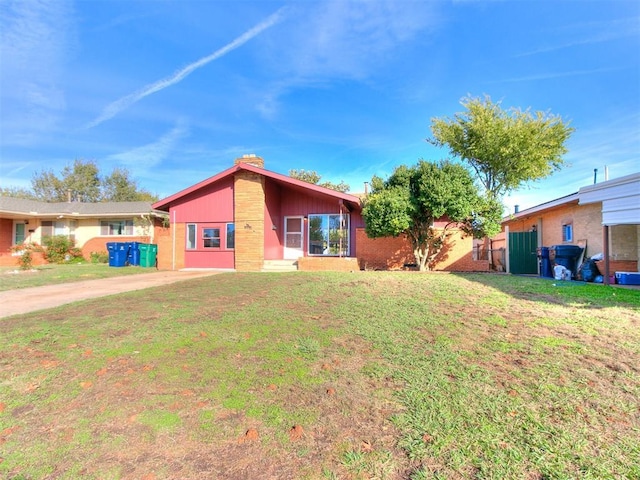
[1,0,638,213]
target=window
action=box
[100,219,133,236]
[308,213,349,256]
[203,228,221,248]
[562,223,573,242]
[69,220,77,242]
[186,224,196,249]
[41,220,67,237]
[226,223,235,249]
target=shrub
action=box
[90,251,109,264]
[42,235,84,264]
[10,242,42,270]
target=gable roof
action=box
[152,162,363,212]
[0,197,164,219]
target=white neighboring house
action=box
[0,197,167,265]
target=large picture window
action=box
[100,219,133,236]
[308,214,349,256]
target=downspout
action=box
[172,209,176,271]
[505,225,510,274]
[603,225,610,286]
[339,201,343,258]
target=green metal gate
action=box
[509,232,538,274]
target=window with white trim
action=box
[100,219,133,236]
[308,213,349,256]
[186,224,196,249]
[562,223,573,242]
[226,223,235,249]
[203,228,221,248]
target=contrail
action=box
[86,7,286,129]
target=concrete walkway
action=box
[0,270,222,319]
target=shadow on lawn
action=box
[450,271,640,310]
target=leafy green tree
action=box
[28,159,157,202]
[429,95,574,199]
[362,160,491,271]
[102,167,157,202]
[289,169,350,193]
[0,186,36,199]
[32,159,101,202]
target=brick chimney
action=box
[234,154,264,169]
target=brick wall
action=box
[156,221,175,270]
[234,170,265,271]
[355,228,489,272]
[611,224,639,264]
[0,218,13,254]
[297,256,360,272]
[355,229,413,270]
[0,251,47,267]
[81,236,150,260]
[504,201,603,256]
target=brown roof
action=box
[0,197,165,218]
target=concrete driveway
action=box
[0,270,222,319]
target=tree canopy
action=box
[20,159,158,202]
[289,169,350,193]
[362,160,496,271]
[429,95,574,199]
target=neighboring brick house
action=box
[0,197,167,266]
[152,155,490,272]
[501,172,640,279]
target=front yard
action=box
[1,272,638,479]
[0,264,156,292]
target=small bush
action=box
[42,235,84,264]
[10,242,42,270]
[90,251,109,264]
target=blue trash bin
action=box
[128,242,141,266]
[549,245,584,279]
[537,246,553,278]
[107,242,129,267]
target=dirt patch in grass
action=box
[1,272,638,479]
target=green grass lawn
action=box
[1,272,638,479]
[0,263,156,292]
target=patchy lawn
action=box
[1,272,638,479]
[0,264,157,292]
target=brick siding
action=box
[297,257,360,272]
[234,170,265,271]
[355,228,489,272]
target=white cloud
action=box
[255,1,440,118]
[0,0,74,145]
[86,7,288,129]
[106,120,189,176]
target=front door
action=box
[284,216,304,260]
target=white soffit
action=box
[579,172,640,225]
